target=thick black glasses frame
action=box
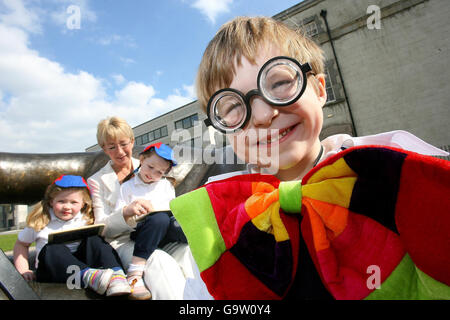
[204,56,312,134]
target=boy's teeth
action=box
[261,127,292,144]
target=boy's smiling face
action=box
[227,47,327,180]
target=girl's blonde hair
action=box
[96,116,134,148]
[26,184,94,232]
[196,16,325,111]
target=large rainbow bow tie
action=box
[170,146,450,300]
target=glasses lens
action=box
[210,91,247,131]
[259,58,304,104]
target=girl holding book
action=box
[13,175,131,297]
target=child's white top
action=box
[206,130,449,183]
[18,209,88,268]
[115,175,175,214]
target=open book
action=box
[48,224,105,244]
[135,210,172,222]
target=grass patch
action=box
[0,232,35,252]
[0,233,18,252]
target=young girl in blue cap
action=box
[116,143,187,300]
[13,175,131,297]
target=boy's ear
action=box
[314,73,327,106]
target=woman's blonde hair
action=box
[96,116,134,148]
[26,184,94,232]
[196,16,325,111]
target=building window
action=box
[161,126,168,137]
[135,125,169,145]
[154,128,161,139]
[325,67,336,103]
[135,136,142,146]
[142,133,149,144]
[175,113,199,130]
[303,21,318,37]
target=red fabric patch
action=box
[201,250,281,300]
[321,212,405,299]
[301,210,405,299]
[396,153,450,285]
[205,174,280,249]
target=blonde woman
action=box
[87,116,211,300]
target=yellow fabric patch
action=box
[306,157,357,184]
[251,201,289,242]
[302,177,357,209]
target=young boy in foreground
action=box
[170,16,449,300]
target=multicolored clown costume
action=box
[170,146,450,300]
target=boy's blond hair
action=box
[27,185,94,232]
[196,16,325,111]
[96,116,134,148]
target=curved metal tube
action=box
[0,146,246,205]
[0,151,109,205]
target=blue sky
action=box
[0,0,302,153]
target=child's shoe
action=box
[127,271,152,300]
[106,269,132,297]
[82,268,114,295]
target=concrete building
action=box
[274,0,450,152]
[86,0,449,157]
[0,204,28,231]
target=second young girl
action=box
[116,143,187,300]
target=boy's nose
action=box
[250,98,279,127]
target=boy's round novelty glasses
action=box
[204,56,312,134]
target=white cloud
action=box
[115,82,156,107]
[119,56,136,66]
[96,34,137,47]
[0,1,195,154]
[111,74,126,85]
[191,0,233,24]
[0,0,42,33]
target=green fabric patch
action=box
[170,188,226,272]
[279,181,302,214]
[365,254,450,300]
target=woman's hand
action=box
[123,199,153,220]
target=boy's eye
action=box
[217,102,245,127]
[271,79,294,90]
